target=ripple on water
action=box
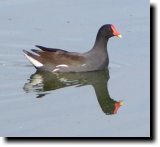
[109,61,130,79]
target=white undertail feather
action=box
[23,53,43,67]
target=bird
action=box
[23,24,122,72]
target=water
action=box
[0,0,150,137]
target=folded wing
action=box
[23,45,86,69]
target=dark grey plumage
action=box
[23,24,122,72]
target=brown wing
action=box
[38,51,86,66]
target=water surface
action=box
[0,0,150,137]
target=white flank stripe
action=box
[56,64,68,68]
[81,64,86,66]
[24,53,43,67]
[52,68,59,72]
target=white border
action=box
[0,1,158,146]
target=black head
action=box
[98,24,122,38]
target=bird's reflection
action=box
[23,69,123,115]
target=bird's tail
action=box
[23,50,43,68]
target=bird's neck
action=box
[92,33,109,51]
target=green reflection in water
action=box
[23,69,123,115]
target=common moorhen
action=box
[23,24,122,72]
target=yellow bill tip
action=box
[119,100,124,106]
[117,34,122,38]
